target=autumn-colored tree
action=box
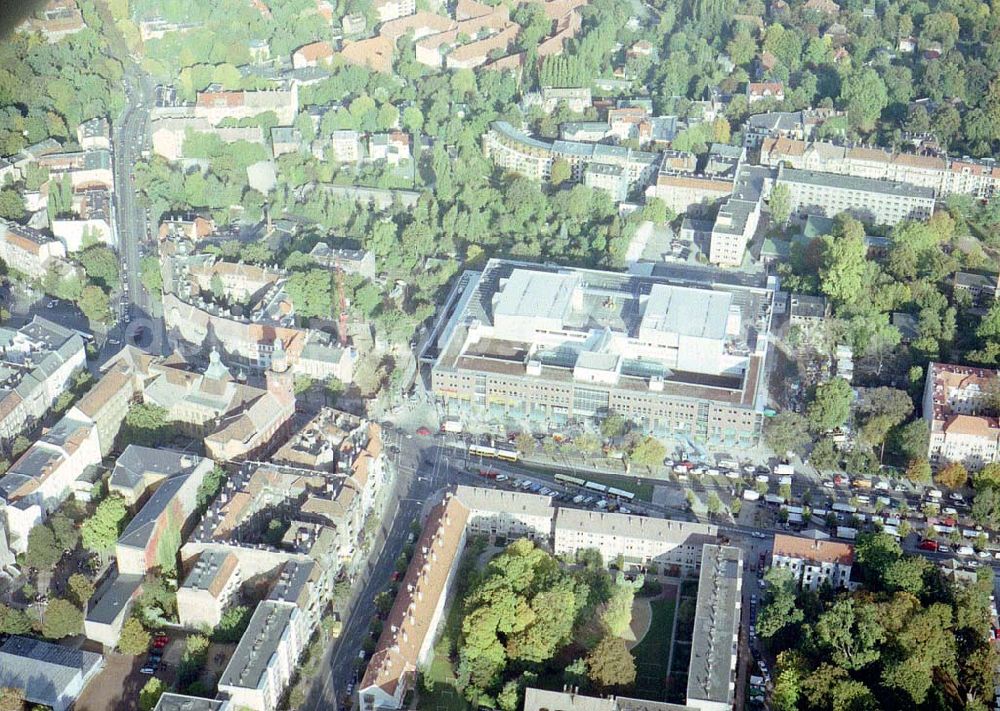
[934,461,968,490]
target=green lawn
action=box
[630,598,676,701]
[421,639,471,711]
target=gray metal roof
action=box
[0,636,102,709]
[154,693,231,711]
[687,544,742,706]
[117,469,195,550]
[86,572,143,625]
[778,165,936,198]
[218,601,296,690]
[267,559,315,606]
[642,284,733,340]
[492,121,553,152]
[555,508,717,543]
[109,445,204,493]
[456,485,554,518]
[494,269,579,324]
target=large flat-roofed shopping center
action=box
[424,259,774,447]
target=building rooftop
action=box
[772,533,854,565]
[267,558,315,608]
[789,293,828,320]
[118,468,196,550]
[180,549,239,597]
[218,600,296,690]
[154,694,231,711]
[687,544,742,707]
[86,571,143,625]
[109,446,206,494]
[455,484,554,519]
[0,636,102,710]
[778,165,936,199]
[642,284,733,340]
[556,508,717,544]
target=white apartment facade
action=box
[923,362,1000,469]
[770,533,854,591]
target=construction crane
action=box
[335,257,349,347]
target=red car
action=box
[152,634,168,649]
[918,539,939,552]
[416,426,431,436]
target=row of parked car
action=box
[477,471,634,514]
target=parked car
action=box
[415,426,431,436]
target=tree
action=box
[81,495,128,553]
[121,403,174,447]
[0,687,25,711]
[769,183,791,225]
[701,493,720,518]
[628,436,666,468]
[0,603,31,635]
[601,584,635,637]
[599,413,626,439]
[41,598,83,639]
[25,525,60,569]
[550,158,571,187]
[77,246,120,289]
[974,462,1000,490]
[757,567,803,638]
[814,598,885,670]
[67,573,95,608]
[819,219,868,306]
[49,512,78,552]
[79,285,110,325]
[807,378,852,432]
[214,605,252,643]
[196,465,225,510]
[765,411,811,456]
[118,617,152,655]
[935,461,968,490]
[905,458,932,484]
[139,678,166,711]
[0,190,25,221]
[973,485,1000,527]
[586,635,636,688]
[842,68,889,132]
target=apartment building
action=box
[775,165,935,226]
[428,259,773,447]
[554,509,717,574]
[194,85,299,126]
[66,358,137,456]
[51,188,114,251]
[0,317,86,448]
[0,416,100,553]
[708,198,761,267]
[76,117,110,151]
[84,570,144,648]
[177,550,242,628]
[761,136,1000,199]
[368,132,411,165]
[743,108,846,148]
[329,130,364,163]
[291,41,334,68]
[923,362,1000,470]
[644,173,734,215]
[359,487,728,711]
[375,0,416,22]
[36,149,114,191]
[747,81,785,104]
[687,544,743,711]
[109,446,213,506]
[954,272,998,307]
[115,453,213,575]
[217,600,306,711]
[0,219,67,280]
[771,532,854,591]
[483,122,659,200]
[0,636,102,711]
